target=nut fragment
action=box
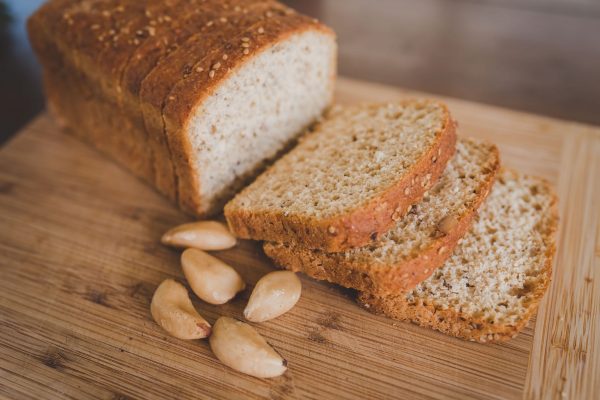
[210,317,287,378]
[181,248,245,305]
[150,279,211,339]
[161,220,236,250]
[437,215,459,235]
[244,271,301,322]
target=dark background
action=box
[1,0,599,144]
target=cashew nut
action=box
[209,317,287,378]
[161,220,236,250]
[244,271,301,322]
[181,248,246,305]
[150,279,211,339]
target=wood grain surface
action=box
[0,78,598,399]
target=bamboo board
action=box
[0,78,598,399]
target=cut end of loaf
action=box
[358,170,559,343]
[188,30,337,215]
[225,99,457,251]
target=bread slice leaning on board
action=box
[264,137,500,295]
[28,0,337,216]
[225,101,457,252]
[358,170,558,343]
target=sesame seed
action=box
[404,187,410,195]
[147,26,156,36]
[266,11,273,17]
[212,62,221,70]
[91,24,100,30]
[257,27,264,34]
[196,66,204,72]
[209,70,215,78]
[133,38,140,45]
[241,37,250,42]
[220,17,227,23]
[136,30,144,36]
[243,49,249,55]
[241,42,250,48]
[102,10,110,17]
[116,5,124,12]
[108,29,116,35]
[149,20,156,26]
[163,15,172,22]
[206,21,214,27]
[145,10,152,18]
[222,54,228,60]
[234,6,241,11]
[327,226,337,235]
[168,96,175,100]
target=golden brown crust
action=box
[263,144,500,295]
[357,176,559,343]
[226,102,457,252]
[27,1,155,183]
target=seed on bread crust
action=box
[437,215,459,235]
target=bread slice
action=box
[225,101,457,252]
[264,137,499,294]
[358,170,558,343]
[28,1,337,216]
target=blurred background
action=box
[1,0,599,144]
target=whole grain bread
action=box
[225,101,457,252]
[28,0,337,216]
[264,137,499,294]
[358,170,559,343]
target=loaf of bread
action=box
[225,101,457,252]
[264,137,500,295]
[358,170,558,342]
[28,0,337,216]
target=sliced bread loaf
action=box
[225,101,457,252]
[358,170,558,343]
[28,1,337,216]
[264,137,499,295]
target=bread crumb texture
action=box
[189,30,336,212]
[359,169,558,342]
[263,137,499,294]
[227,101,446,219]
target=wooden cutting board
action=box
[0,78,598,400]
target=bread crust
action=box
[357,173,559,343]
[263,143,500,295]
[226,101,457,252]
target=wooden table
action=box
[0,78,598,399]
